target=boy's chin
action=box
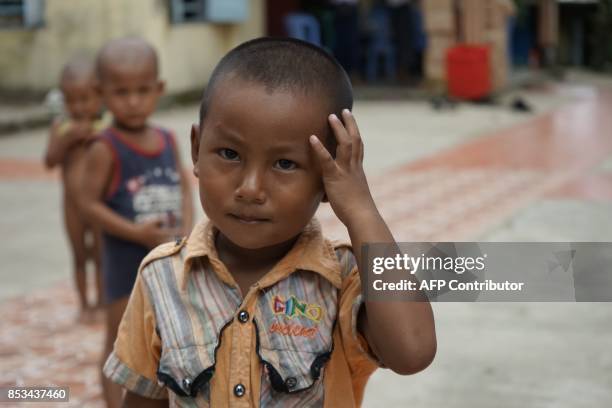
[114,119,148,132]
[215,224,301,252]
[222,232,287,250]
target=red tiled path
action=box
[0,159,58,181]
[547,173,612,201]
[2,86,612,407]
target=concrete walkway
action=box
[1,76,611,407]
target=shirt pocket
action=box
[253,271,339,399]
[254,315,332,408]
[259,360,327,407]
[256,333,333,394]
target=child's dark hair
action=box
[60,56,96,86]
[199,37,353,148]
[96,36,159,81]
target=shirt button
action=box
[237,310,249,323]
[182,378,191,390]
[285,377,297,389]
[234,383,246,397]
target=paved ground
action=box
[1,72,611,407]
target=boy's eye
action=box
[218,148,239,161]
[275,159,296,170]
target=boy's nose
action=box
[73,105,86,117]
[127,93,140,108]
[235,168,266,204]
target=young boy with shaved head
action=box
[44,56,108,324]
[79,36,193,408]
[104,37,436,407]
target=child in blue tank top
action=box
[79,37,194,408]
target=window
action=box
[0,0,44,29]
[169,0,247,24]
[170,0,204,23]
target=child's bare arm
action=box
[310,110,436,375]
[43,119,90,168]
[122,391,168,408]
[78,141,179,248]
[44,120,65,168]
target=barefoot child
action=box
[44,57,108,323]
[104,38,436,407]
[79,37,193,408]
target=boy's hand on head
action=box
[135,218,181,249]
[313,110,437,375]
[310,109,377,227]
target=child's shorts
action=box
[102,235,149,304]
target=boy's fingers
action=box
[328,114,352,165]
[341,109,364,165]
[309,135,336,174]
[341,109,360,139]
[328,114,351,144]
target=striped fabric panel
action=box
[334,246,358,281]
[103,352,168,399]
[257,244,357,406]
[142,249,237,395]
[255,270,338,394]
[187,257,241,342]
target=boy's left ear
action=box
[157,79,166,94]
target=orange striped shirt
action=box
[104,219,380,407]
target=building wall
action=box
[0,0,264,94]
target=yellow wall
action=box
[0,0,264,94]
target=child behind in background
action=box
[78,36,193,408]
[44,57,108,324]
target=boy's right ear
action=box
[190,124,200,178]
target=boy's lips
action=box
[228,213,270,224]
[126,115,145,123]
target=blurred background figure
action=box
[329,0,361,80]
[364,1,396,83]
[78,37,193,408]
[386,0,412,83]
[43,57,107,325]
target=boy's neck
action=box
[113,121,149,138]
[215,232,299,272]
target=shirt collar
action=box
[181,218,342,291]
